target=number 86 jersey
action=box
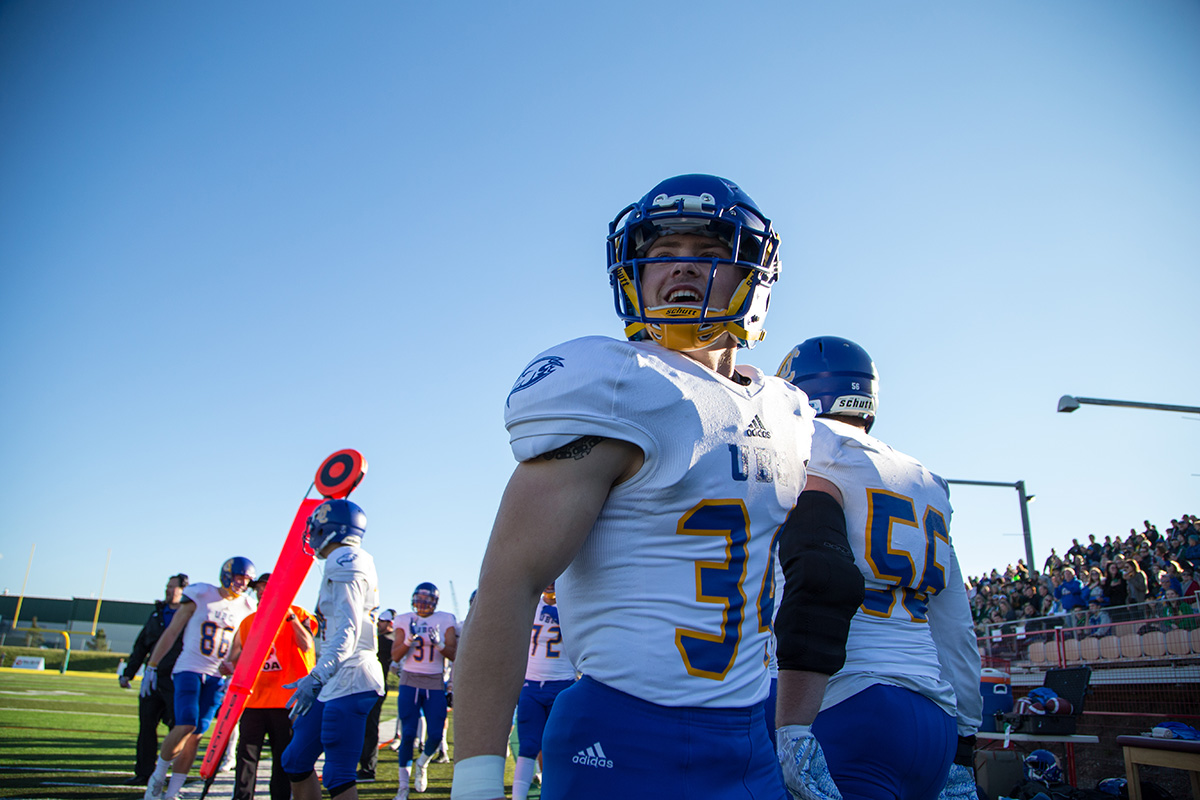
[505,337,814,709]
[172,583,256,677]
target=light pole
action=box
[1057,395,1200,415]
[945,479,1036,570]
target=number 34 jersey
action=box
[505,336,814,709]
[808,418,975,724]
[172,582,256,677]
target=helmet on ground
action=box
[219,557,257,594]
[1023,749,1062,783]
[304,498,367,558]
[412,582,439,616]
[607,174,781,351]
[776,336,878,432]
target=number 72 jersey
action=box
[807,418,954,681]
[525,599,576,682]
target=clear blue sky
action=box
[2,2,1196,617]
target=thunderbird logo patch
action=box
[507,356,564,406]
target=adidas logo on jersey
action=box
[745,415,772,439]
[572,742,614,769]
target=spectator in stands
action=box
[1156,589,1198,631]
[1152,542,1173,573]
[1182,532,1200,568]
[1180,563,1199,599]
[120,574,188,786]
[1136,542,1155,576]
[1066,539,1086,562]
[1054,567,1087,613]
[1125,561,1150,618]
[1020,602,1049,640]
[1083,567,1105,605]
[1157,569,1183,600]
[1103,562,1128,610]
[1085,535,1103,568]
[998,598,1018,624]
[1084,599,1112,638]
[1043,549,1061,573]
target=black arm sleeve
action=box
[123,610,159,681]
[774,489,865,675]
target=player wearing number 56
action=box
[775,338,982,800]
[143,557,258,800]
[452,174,841,800]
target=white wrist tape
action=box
[450,755,506,800]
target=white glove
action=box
[389,661,402,676]
[776,725,843,800]
[140,666,157,698]
[284,674,322,720]
[427,626,443,650]
[938,763,979,800]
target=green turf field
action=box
[0,668,534,799]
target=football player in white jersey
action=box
[281,498,387,800]
[513,583,575,800]
[143,557,258,800]
[452,175,860,800]
[776,337,982,800]
[392,582,458,797]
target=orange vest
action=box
[238,605,318,709]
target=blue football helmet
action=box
[607,174,781,351]
[219,557,257,595]
[1023,749,1062,783]
[776,336,878,432]
[304,498,367,558]
[412,582,439,616]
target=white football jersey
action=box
[505,336,814,708]
[525,599,576,682]
[172,583,256,677]
[312,545,386,701]
[395,610,458,677]
[809,419,982,732]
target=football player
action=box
[513,583,575,800]
[775,337,982,800]
[452,175,857,800]
[143,558,258,800]
[392,582,458,797]
[280,498,386,800]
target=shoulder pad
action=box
[325,547,370,581]
[504,336,653,461]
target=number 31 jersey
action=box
[808,418,977,727]
[505,336,814,709]
[172,582,256,677]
